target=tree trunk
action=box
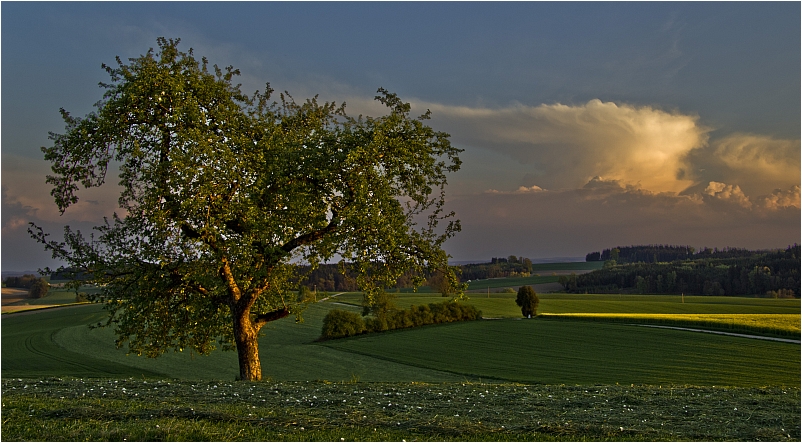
[233,308,262,381]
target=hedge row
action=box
[321,301,482,340]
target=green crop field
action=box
[323,317,799,386]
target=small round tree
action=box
[515,285,539,318]
[321,309,365,339]
[28,278,50,299]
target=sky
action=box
[2,2,800,271]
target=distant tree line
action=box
[298,256,534,292]
[3,274,50,299]
[565,245,800,297]
[460,256,533,280]
[49,268,91,281]
[586,245,765,264]
[297,264,433,292]
[297,264,360,292]
[4,274,42,289]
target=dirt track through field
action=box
[638,324,801,344]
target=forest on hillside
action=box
[563,244,800,297]
[584,245,761,263]
[297,256,534,292]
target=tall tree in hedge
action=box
[515,286,539,318]
[29,38,463,381]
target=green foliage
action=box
[460,259,533,280]
[28,38,462,380]
[558,273,578,291]
[515,285,539,317]
[320,309,365,339]
[425,267,465,296]
[764,288,797,299]
[297,286,315,303]
[27,279,50,299]
[361,290,397,317]
[587,245,696,263]
[298,263,359,292]
[572,245,800,296]
[328,301,481,339]
[368,301,481,334]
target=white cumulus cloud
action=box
[704,181,752,209]
[760,185,801,210]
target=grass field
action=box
[2,295,799,386]
[465,275,560,291]
[2,378,798,441]
[323,318,799,386]
[2,289,800,441]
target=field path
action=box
[638,324,801,344]
[316,292,345,302]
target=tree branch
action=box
[253,308,290,330]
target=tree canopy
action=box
[30,38,463,381]
[515,286,539,318]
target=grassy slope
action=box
[3,303,465,382]
[2,295,799,386]
[323,318,800,386]
[0,305,163,378]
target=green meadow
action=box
[2,288,800,441]
[3,292,799,385]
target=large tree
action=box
[30,38,463,381]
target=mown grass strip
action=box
[2,378,799,442]
[541,313,801,338]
